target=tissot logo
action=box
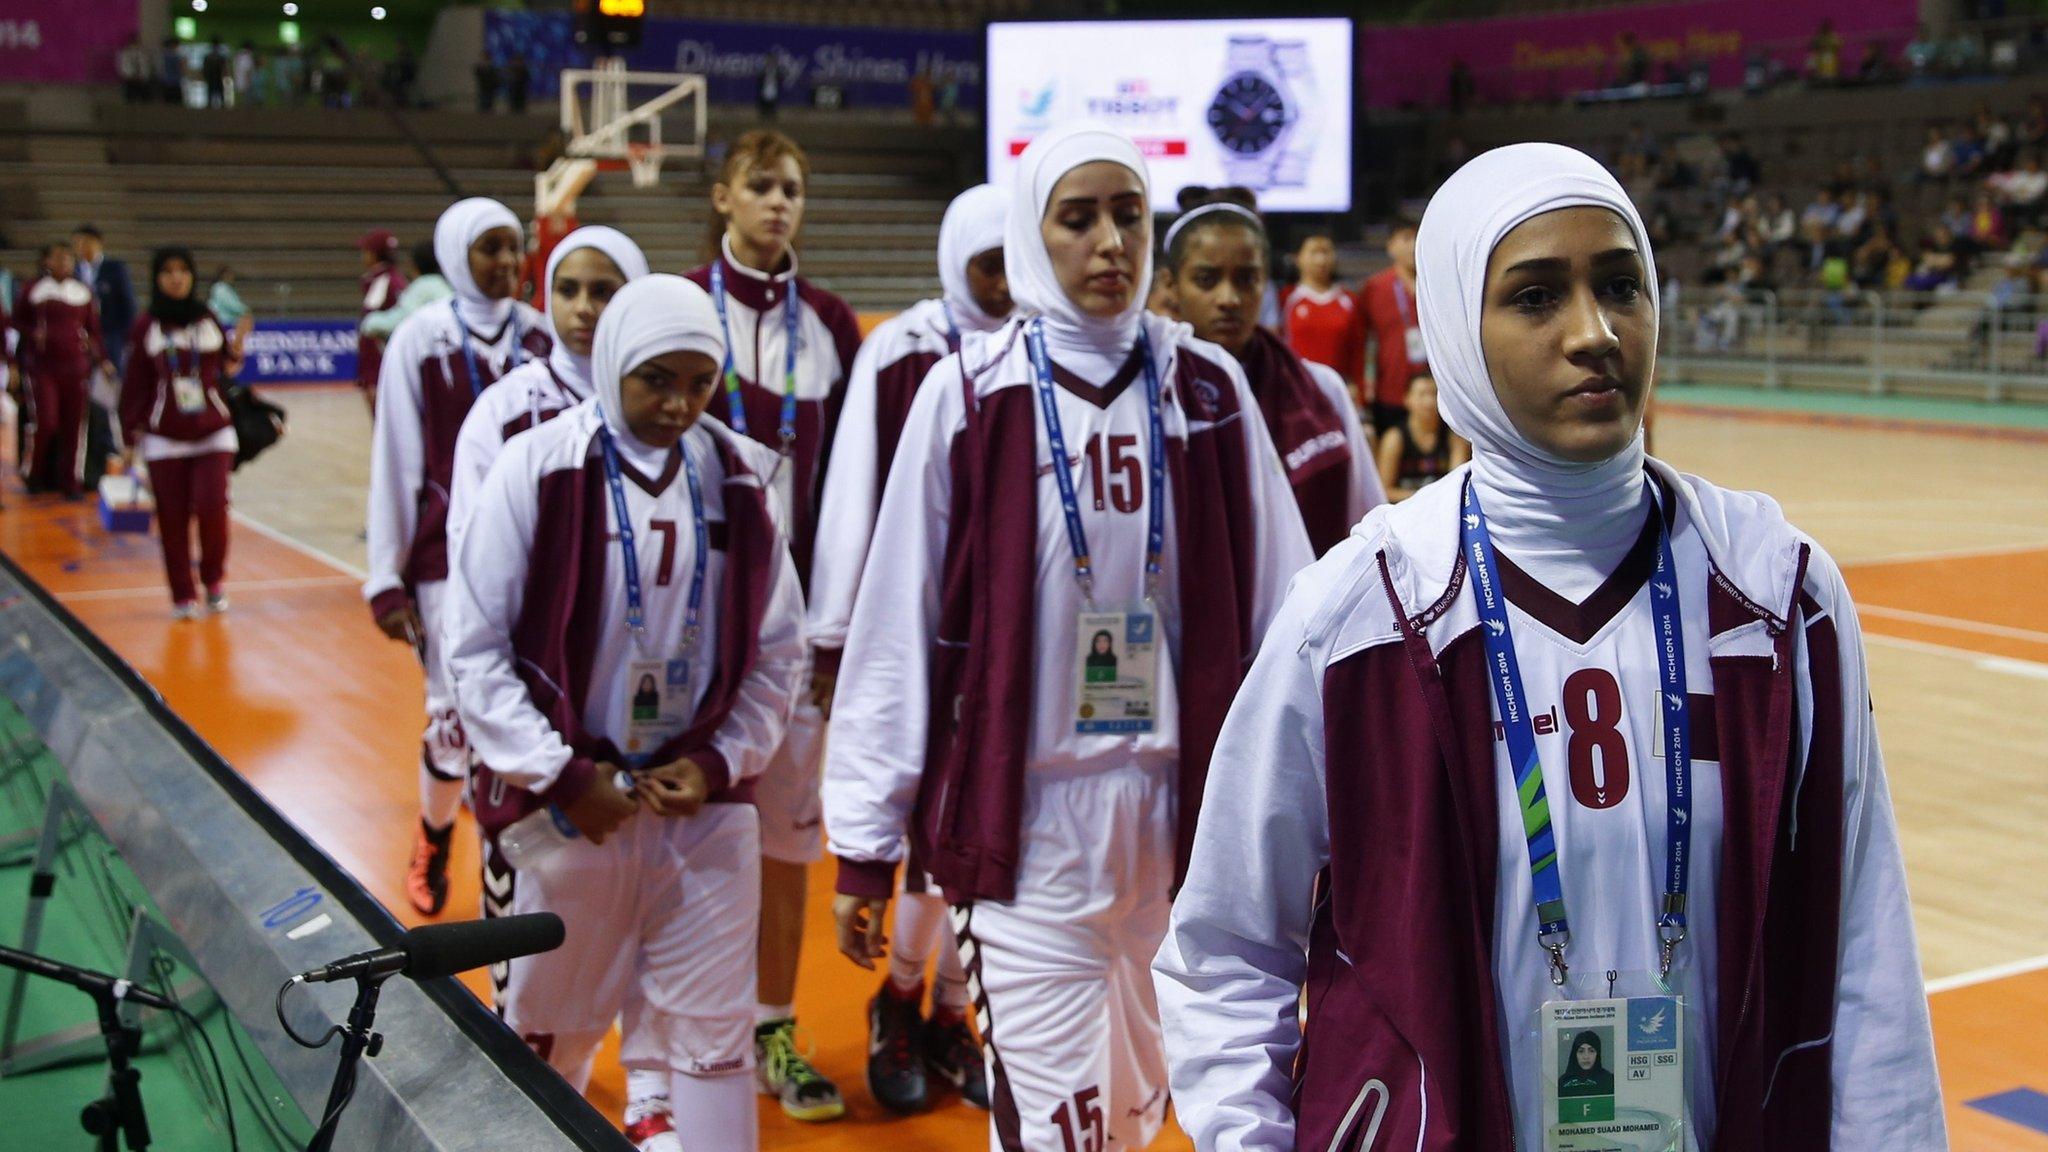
[1087,78,1180,120]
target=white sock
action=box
[755,1003,793,1028]
[625,1068,672,1127]
[932,929,971,1013]
[672,1071,757,1151]
[889,891,949,994]
[419,766,463,830]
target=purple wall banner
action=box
[0,0,136,84]
[1358,0,1920,109]
[484,12,982,108]
[241,319,357,385]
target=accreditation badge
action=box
[1539,995,1686,1152]
[172,374,207,415]
[1073,607,1158,735]
[1403,326,1428,366]
[623,656,694,759]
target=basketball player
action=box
[1280,232,1365,400]
[448,225,647,544]
[1159,197,1384,556]
[447,274,802,1152]
[809,183,1010,1114]
[14,243,109,498]
[1359,223,1426,438]
[365,196,549,917]
[824,123,1312,1152]
[1154,143,1946,1150]
[683,128,863,1121]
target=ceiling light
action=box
[283,2,297,13]
[371,6,386,18]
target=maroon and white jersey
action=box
[356,261,408,390]
[365,298,549,607]
[823,313,1312,873]
[119,313,237,460]
[446,352,590,548]
[444,401,804,796]
[684,241,863,586]
[1156,461,1944,1152]
[808,296,976,656]
[14,275,102,378]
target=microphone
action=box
[295,913,565,984]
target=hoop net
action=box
[625,142,663,189]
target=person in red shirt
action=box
[13,244,110,498]
[1357,223,1427,438]
[1281,233,1366,402]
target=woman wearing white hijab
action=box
[445,274,804,1152]
[823,123,1311,1151]
[1154,143,1944,1151]
[810,182,1010,1115]
[448,224,649,545]
[365,195,551,916]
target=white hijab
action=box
[1415,142,1659,596]
[1005,123,1153,359]
[592,274,726,465]
[937,183,1012,332]
[542,225,650,396]
[433,196,522,329]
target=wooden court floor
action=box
[3,384,2046,1149]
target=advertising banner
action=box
[240,320,358,385]
[484,12,982,109]
[0,0,135,84]
[1357,0,1921,109]
[986,19,1354,214]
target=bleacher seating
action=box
[0,95,977,319]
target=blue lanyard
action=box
[939,301,961,355]
[596,425,709,654]
[708,262,802,454]
[452,300,527,399]
[1461,478,1691,987]
[1024,317,1167,604]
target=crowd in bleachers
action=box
[118,33,420,111]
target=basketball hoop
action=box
[625,142,663,189]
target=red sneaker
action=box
[405,819,453,916]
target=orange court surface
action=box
[4,383,2047,1149]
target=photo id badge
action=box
[1539,996,1685,1152]
[1073,608,1158,735]
[172,374,207,415]
[623,656,693,759]
[1403,326,1428,366]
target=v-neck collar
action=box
[1492,485,1674,646]
[613,445,682,497]
[1049,347,1144,410]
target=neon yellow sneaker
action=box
[755,1017,845,1122]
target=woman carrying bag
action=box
[119,247,239,619]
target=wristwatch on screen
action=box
[1207,35,1313,191]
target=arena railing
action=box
[0,551,633,1151]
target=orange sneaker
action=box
[406,819,454,916]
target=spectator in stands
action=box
[272,45,305,106]
[507,54,532,115]
[757,59,782,121]
[938,73,960,124]
[119,37,153,103]
[1799,188,1841,241]
[1906,227,1965,292]
[13,244,109,499]
[1855,39,1894,84]
[120,248,239,620]
[1615,31,1650,87]
[202,37,228,108]
[360,240,450,346]
[1980,105,2017,171]
[1942,197,1975,244]
[474,50,500,113]
[74,225,135,493]
[1282,233,1365,402]
[208,266,252,363]
[1808,19,1843,83]
[1906,24,1940,78]
[158,36,184,104]
[1359,224,1426,438]
[1922,126,1957,182]
[1761,193,1797,249]
[1853,227,1905,289]
[390,42,419,109]
[1970,193,2008,250]
[1717,134,1760,192]
[232,42,257,107]
[1944,29,1985,77]
[1995,153,2046,225]
[909,67,935,128]
[2019,97,2048,151]
[1834,191,1871,245]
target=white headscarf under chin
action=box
[543,226,650,392]
[1005,123,1152,350]
[1415,142,1660,592]
[938,184,1012,332]
[592,274,726,459]
[433,196,522,327]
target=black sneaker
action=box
[922,1009,988,1110]
[406,818,454,916]
[866,984,929,1114]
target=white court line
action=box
[230,510,368,581]
[1979,656,2048,682]
[57,575,357,602]
[1858,604,2048,645]
[1862,633,2048,680]
[1848,538,2048,567]
[1927,952,2048,995]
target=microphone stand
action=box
[305,970,392,1152]
[0,944,155,1150]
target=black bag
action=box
[226,384,287,470]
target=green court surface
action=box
[1659,380,2048,432]
[0,702,313,1151]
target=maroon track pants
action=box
[28,369,88,497]
[148,451,233,606]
